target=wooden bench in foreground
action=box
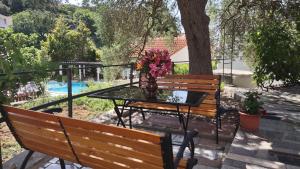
[0,105,198,169]
[130,74,221,143]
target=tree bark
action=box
[177,0,212,75]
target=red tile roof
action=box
[143,34,187,56]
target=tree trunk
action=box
[177,0,212,75]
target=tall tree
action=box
[177,0,212,75]
[13,10,56,40]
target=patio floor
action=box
[6,85,300,169]
[222,86,300,169]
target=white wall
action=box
[171,46,189,63]
[0,14,12,28]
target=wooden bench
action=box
[0,105,198,169]
[130,74,221,143]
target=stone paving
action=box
[5,85,300,169]
[222,86,300,169]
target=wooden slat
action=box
[60,117,162,144]
[78,154,131,169]
[21,137,76,162]
[155,87,217,94]
[64,126,162,156]
[157,78,219,85]
[8,113,61,130]
[177,159,188,169]
[16,130,69,151]
[74,146,162,169]
[71,137,163,167]
[12,121,66,141]
[3,106,58,122]
[156,82,218,90]
[79,159,107,169]
[129,102,216,118]
[164,74,220,80]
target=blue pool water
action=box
[47,81,88,94]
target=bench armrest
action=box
[174,130,198,169]
[42,108,63,114]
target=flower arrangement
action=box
[136,49,172,78]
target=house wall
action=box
[170,46,189,63]
[0,14,12,28]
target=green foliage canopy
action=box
[12,10,56,39]
[41,16,99,62]
[0,29,48,103]
[246,21,300,87]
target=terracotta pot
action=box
[239,111,261,132]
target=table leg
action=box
[184,106,192,136]
[112,99,126,128]
[177,105,187,132]
[129,107,133,129]
[176,105,183,124]
[117,100,127,126]
[140,108,145,120]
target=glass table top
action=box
[88,86,208,107]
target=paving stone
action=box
[193,164,219,169]
[245,164,269,169]
[221,165,241,169]
[45,164,79,169]
[287,165,300,169]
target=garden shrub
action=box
[246,21,300,88]
[174,63,189,75]
[174,61,218,75]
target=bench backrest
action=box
[0,106,175,169]
[1,106,78,163]
[140,74,221,101]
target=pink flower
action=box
[136,48,172,78]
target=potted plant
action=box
[239,91,264,132]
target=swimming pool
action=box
[47,81,88,94]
